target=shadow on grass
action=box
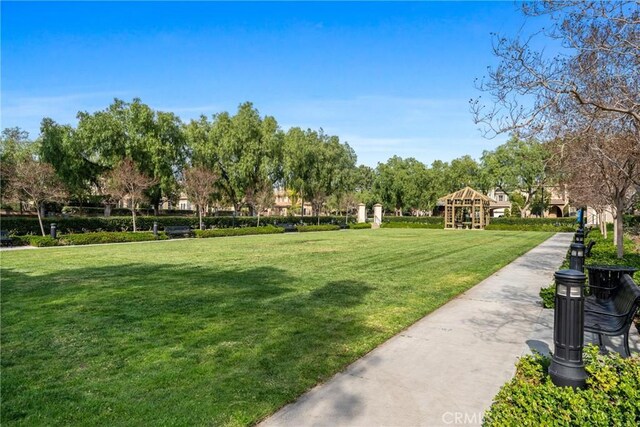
[1,263,375,425]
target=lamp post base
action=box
[549,357,588,389]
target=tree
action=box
[63,98,187,213]
[472,1,639,140]
[187,102,283,216]
[554,130,639,257]
[182,165,218,230]
[1,127,35,211]
[481,137,550,217]
[472,0,640,231]
[39,118,106,209]
[11,158,67,236]
[105,158,156,232]
[374,156,432,215]
[283,127,357,224]
[245,179,274,226]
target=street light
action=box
[549,269,588,389]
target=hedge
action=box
[296,225,341,232]
[484,346,640,425]
[381,222,441,229]
[194,226,284,238]
[0,215,356,235]
[382,216,443,224]
[60,232,167,245]
[486,217,577,232]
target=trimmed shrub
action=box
[484,346,640,426]
[382,216,443,224]
[486,217,576,232]
[60,232,167,245]
[348,223,372,229]
[381,222,441,229]
[296,225,340,232]
[194,226,284,238]
[10,235,61,247]
[1,215,356,235]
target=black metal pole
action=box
[50,223,57,239]
[549,269,588,389]
[153,221,158,237]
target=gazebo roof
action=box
[439,186,495,203]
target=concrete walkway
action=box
[261,233,639,427]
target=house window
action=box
[180,202,187,210]
[498,195,504,202]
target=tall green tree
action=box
[1,127,35,209]
[481,137,549,217]
[283,127,356,223]
[188,102,283,215]
[58,98,187,213]
[39,119,103,205]
[374,156,433,215]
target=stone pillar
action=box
[357,203,366,223]
[373,203,383,229]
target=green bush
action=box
[487,217,576,232]
[60,232,167,245]
[348,223,372,229]
[1,215,355,235]
[484,346,640,426]
[382,216,443,224]
[381,222,441,229]
[296,225,341,232]
[194,226,284,238]
[11,235,61,247]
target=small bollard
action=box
[153,222,158,237]
[549,269,588,389]
[569,242,585,272]
[50,223,57,239]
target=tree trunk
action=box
[198,205,204,230]
[300,196,304,218]
[257,212,261,227]
[614,200,624,258]
[131,200,137,232]
[36,202,46,236]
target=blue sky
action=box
[2,1,538,167]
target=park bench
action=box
[275,223,297,232]
[0,230,13,247]
[584,273,640,357]
[164,225,193,238]
[585,240,596,257]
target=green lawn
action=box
[1,229,552,426]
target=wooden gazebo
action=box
[440,187,494,230]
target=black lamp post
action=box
[569,242,585,272]
[549,269,588,389]
[153,221,158,237]
[50,223,57,239]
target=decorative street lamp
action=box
[569,242,585,272]
[153,221,159,237]
[549,269,588,389]
[50,223,57,239]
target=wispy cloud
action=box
[1,91,130,136]
[266,95,505,166]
